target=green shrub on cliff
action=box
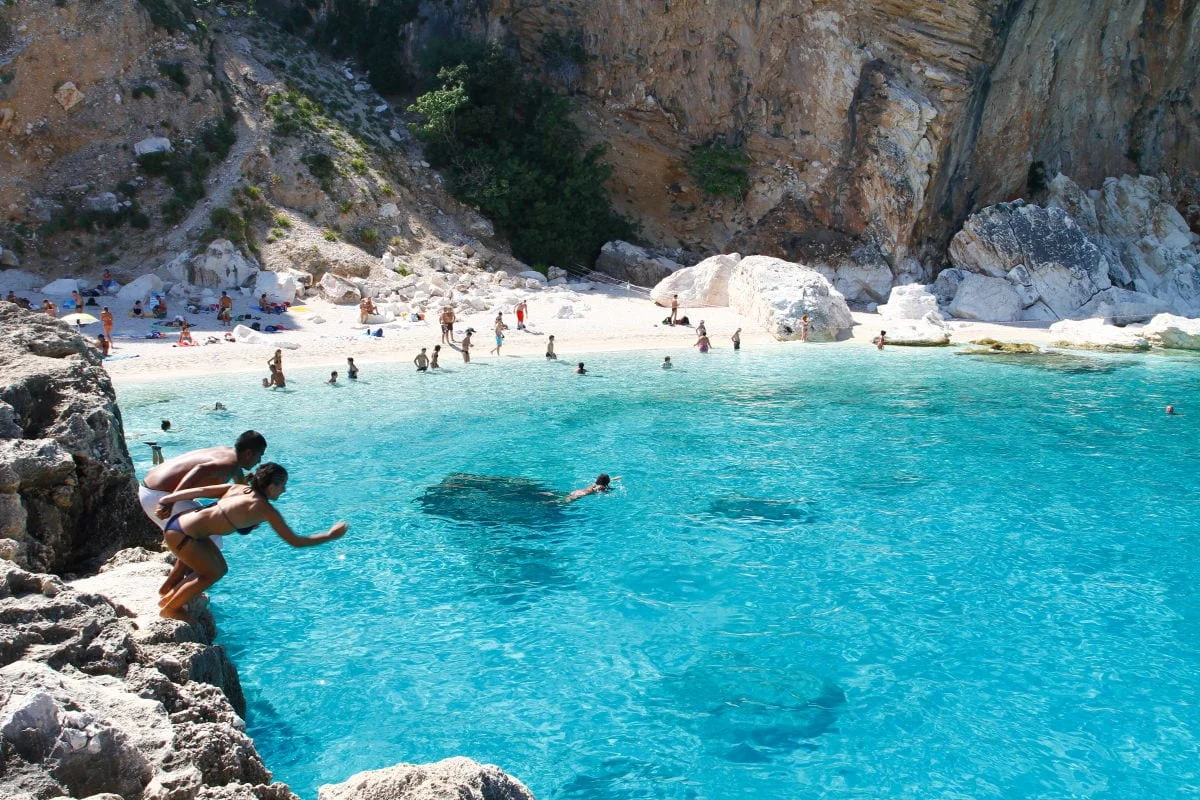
[688,142,751,199]
[316,0,420,93]
[408,43,632,268]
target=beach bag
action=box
[373,328,384,337]
[250,322,261,331]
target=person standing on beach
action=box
[490,314,508,356]
[415,348,430,372]
[873,331,886,350]
[153,462,348,621]
[72,290,84,311]
[97,333,110,357]
[101,307,114,341]
[732,328,741,351]
[461,329,473,362]
[430,345,441,369]
[218,291,233,327]
[42,299,57,317]
[440,306,456,344]
[515,300,528,330]
[347,357,359,380]
[546,335,557,360]
[140,431,268,600]
[800,314,811,342]
[669,295,679,326]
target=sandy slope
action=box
[86,284,1069,386]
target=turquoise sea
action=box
[118,345,1200,799]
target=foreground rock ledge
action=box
[319,757,535,800]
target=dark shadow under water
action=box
[961,351,1130,375]
[416,473,567,529]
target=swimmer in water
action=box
[564,473,617,503]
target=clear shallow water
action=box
[117,346,1200,799]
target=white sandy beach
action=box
[77,284,1073,385]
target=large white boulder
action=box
[947,274,1022,321]
[39,278,80,297]
[1140,313,1200,350]
[190,239,258,289]
[728,255,853,341]
[949,201,1113,318]
[133,137,172,157]
[231,324,301,349]
[880,315,951,346]
[878,283,939,320]
[254,271,299,304]
[650,253,738,308]
[116,274,163,304]
[320,272,362,304]
[516,270,546,284]
[1048,318,1150,351]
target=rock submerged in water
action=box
[962,338,1041,355]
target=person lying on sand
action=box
[154,463,348,621]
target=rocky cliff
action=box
[0,305,159,573]
[471,0,1198,273]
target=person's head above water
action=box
[234,430,268,469]
[160,420,171,432]
[595,473,612,489]
[247,462,288,499]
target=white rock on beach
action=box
[727,255,852,341]
[1048,318,1150,351]
[116,274,163,304]
[0,269,39,292]
[191,239,258,289]
[1140,313,1200,350]
[881,315,951,346]
[133,137,172,157]
[254,270,299,304]
[1078,287,1169,324]
[650,253,738,308]
[39,277,81,297]
[320,273,361,304]
[878,283,939,320]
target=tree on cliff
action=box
[408,43,633,270]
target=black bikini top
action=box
[214,501,258,536]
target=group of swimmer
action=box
[261,348,362,388]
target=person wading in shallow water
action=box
[154,463,348,622]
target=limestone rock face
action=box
[947,274,1022,322]
[0,306,158,572]
[949,202,1112,319]
[1140,314,1200,351]
[727,256,852,341]
[318,757,534,800]
[650,253,738,308]
[594,240,682,287]
[474,0,1199,265]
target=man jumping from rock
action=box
[138,430,268,600]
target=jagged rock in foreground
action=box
[318,757,535,800]
[0,305,158,572]
[0,555,296,800]
[727,256,853,341]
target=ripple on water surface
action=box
[117,346,1200,799]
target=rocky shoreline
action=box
[0,307,533,800]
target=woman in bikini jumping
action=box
[153,462,348,621]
